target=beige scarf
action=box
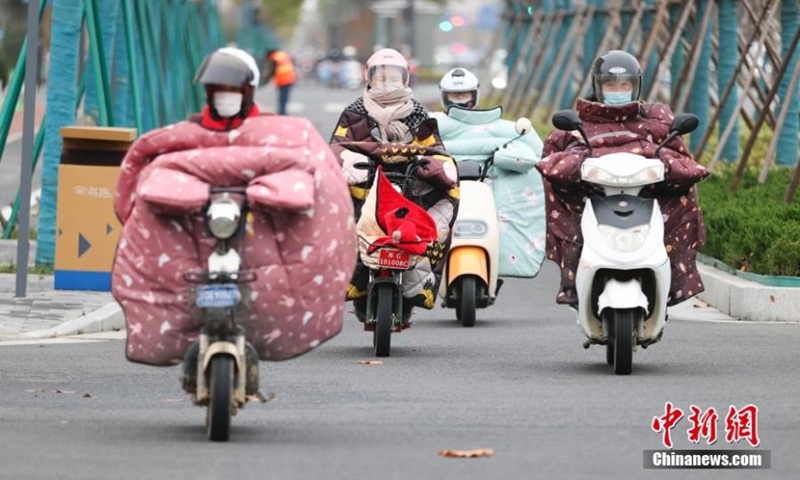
[363,86,415,142]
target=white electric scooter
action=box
[551,110,699,375]
[440,118,534,327]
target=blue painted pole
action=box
[82,0,119,127]
[554,0,576,109]
[134,0,160,130]
[620,0,632,40]
[206,0,224,51]
[112,5,133,128]
[583,0,606,73]
[501,2,516,73]
[669,3,685,104]
[537,0,558,90]
[512,2,530,79]
[777,0,800,166]
[717,0,740,163]
[165,1,190,120]
[503,2,522,74]
[158,0,177,124]
[140,1,168,126]
[687,0,712,151]
[183,1,206,113]
[36,0,83,266]
[640,0,658,96]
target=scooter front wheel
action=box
[459,276,477,328]
[612,309,635,375]
[374,284,393,357]
[207,355,234,441]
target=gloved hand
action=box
[341,149,370,185]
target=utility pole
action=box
[15,0,41,296]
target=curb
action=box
[697,263,800,323]
[666,298,736,323]
[0,301,124,341]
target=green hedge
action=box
[698,168,800,276]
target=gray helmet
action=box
[194,48,260,119]
[591,50,642,103]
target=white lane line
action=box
[287,102,306,113]
[0,338,108,346]
[324,103,348,113]
[0,329,126,346]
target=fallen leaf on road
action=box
[439,448,495,458]
[25,388,44,393]
[82,393,95,399]
[246,392,275,403]
[357,360,384,366]
[53,389,77,395]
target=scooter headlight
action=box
[455,220,488,239]
[581,164,664,186]
[207,199,241,240]
[597,224,651,253]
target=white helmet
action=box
[439,68,480,111]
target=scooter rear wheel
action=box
[374,284,393,357]
[207,355,234,441]
[613,309,635,375]
[459,276,477,328]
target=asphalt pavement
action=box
[0,81,797,479]
[0,265,798,479]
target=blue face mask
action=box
[603,91,633,105]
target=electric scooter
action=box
[440,118,534,327]
[183,187,260,441]
[551,110,699,375]
[355,159,436,357]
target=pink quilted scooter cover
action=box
[112,115,356,365]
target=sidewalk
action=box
[0,273,122,341]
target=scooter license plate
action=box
[196,284,241,308]
[378,249,410,270]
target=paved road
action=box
[0,82,437,212]
[1,263,798,479]
[1,83,798,479]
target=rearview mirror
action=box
[552,110,593,156]
[552,110,582,132]
[670,113,699,136]
[515,117,533,136]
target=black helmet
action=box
[194,48,260,119]
[591,50,642,103]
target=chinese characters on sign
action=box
[73,186,113,199]
[652,403,760,449]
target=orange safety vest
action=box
[269,51,296,87]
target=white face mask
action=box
[213,92,243,117]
